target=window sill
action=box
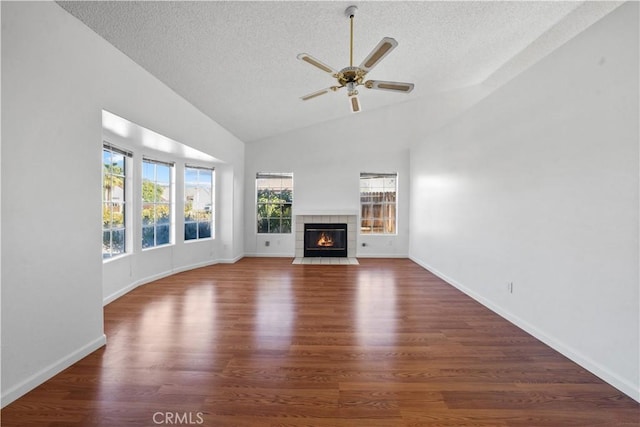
[142,243,174,252]
[102,252,131,263]
[185,237,215,243]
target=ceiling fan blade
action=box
[358,37,398,72]
[297,53,338,75]
[365,80,414,93]
[349,94,361,113]
[300,86,340,101]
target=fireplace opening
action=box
[304,223,347,257]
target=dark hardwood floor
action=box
[2,258,638,426]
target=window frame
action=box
[141,157,174,249]
[184,165,215,241]
[359,172,398,235]
[256,172,294,234]
[102,144,131,260]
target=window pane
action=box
[142,204,154,225]
[142,159,173,248]
[184,200,194,221]
[103,146,127,259]
[102,176,112,202]
[112,152,125,174]
[184,166,214,241]
[103,150,112,167]
[360,173,397,235]
[257,218,268,233]
[185,222,198,240]
[156,225,170,245]
[103,204,112,227]
[156,204,170,224]
[156,164,170,185]
[142,161,155,182]
[142,226,155,248]
[195,210,207,223]
[268,219,281,233]
[185,168,198,184]
[112,229,125,254]
[198,222,212,239]
[282,203,292,218]
[256,173,293,234]
[102,230,112,258]
[198,168,212,182]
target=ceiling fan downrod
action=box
[346,5,357,67]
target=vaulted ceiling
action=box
[57,1,621,143]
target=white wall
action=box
[243,58,492,259]
[244,109,413,258]
[1,2,244,406]
[409,2,639,401]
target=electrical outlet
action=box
[508,282,514,294]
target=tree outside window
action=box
[103,146,127,258]
[256,173,293,234]
[142,159,172,248]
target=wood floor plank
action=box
[1,257,638,426]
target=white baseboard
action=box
[103,268,173,306]
[356,253,408,258]
[244,253,410,259]
[409,255,640,403]
[219,254,244,263]
[171,259,218,274]
[103,258,234,306]
[244,252,294,258]
[1,334,107,408]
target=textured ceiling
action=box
[57,1,621,143]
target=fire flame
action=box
[317,232,334,247]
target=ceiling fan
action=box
[297,5,414,113]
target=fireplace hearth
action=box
[304,223,348,257]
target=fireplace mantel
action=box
[295,213,357,258]
[295,210,358,216]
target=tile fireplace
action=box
[295,213,357,258]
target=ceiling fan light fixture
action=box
[349,94,361,113]
[346,81,358,96]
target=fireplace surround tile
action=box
[295,214,357,258]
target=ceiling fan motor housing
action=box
[337,66,366,87]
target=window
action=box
[142,159,173,248]
[360,172,397,234]
[102,145,129,258]
[184,166,214,240]
[256,172,293,234]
